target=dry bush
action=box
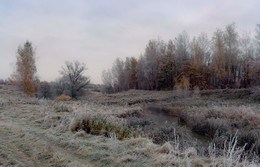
[208,133,260,167]
[55,94,71,102]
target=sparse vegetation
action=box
[0,84,260,166]
[1,1,260,166]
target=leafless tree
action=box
[101,69,114,93]
[112,58,126,91]
[174,31,190,63]
[255,24,260,59]
[60,61,90,98]
[223,23,239,86]
[136,55,147,89]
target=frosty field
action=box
[0,84,259,167]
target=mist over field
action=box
[0,1,260,167]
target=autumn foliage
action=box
[103,24,260,92]
[10,41,37,97]
[55,94,71,102]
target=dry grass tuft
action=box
[53,102,73,112]
[55,94,71,102]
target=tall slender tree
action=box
[11,41,37,97]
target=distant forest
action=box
[102,23,260,93]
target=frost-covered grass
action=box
[0,84,259,166]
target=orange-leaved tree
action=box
[10,41,37,97]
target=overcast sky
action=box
[0,0,259,84]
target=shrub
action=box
[37,81,52,99]
[150,126,181,144]
[55,94,71,102]
[192,118,228,138]
[178,112,188,125]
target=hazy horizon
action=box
[0,0,259,84]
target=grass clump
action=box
[70,114,134,140]
[55,94,71,102]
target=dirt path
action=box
[0,105,94,167]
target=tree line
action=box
[102,24,260,93]
[9,41,90,99]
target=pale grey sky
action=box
[0,0,259,83]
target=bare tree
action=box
[223,23,239,86]
[136,55,147,89]
[60,61,90,98]
[239,32,255,87]
[211,29,226,88]
[101,69,114,93]
[255,24,260,59]
[143,39,166,89]
[112,58,126,91]
[174,31,191,63]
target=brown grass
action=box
[56,94,71,102]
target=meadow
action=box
[0,84,259,166]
